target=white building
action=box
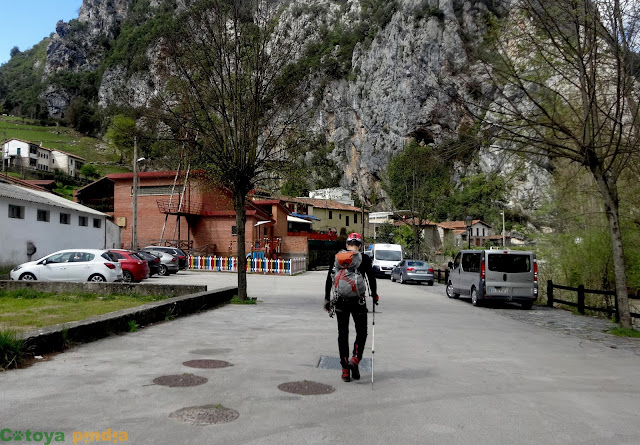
[0,181,121,267]
[308,187,354,205]
[2,138,85,177]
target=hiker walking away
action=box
[324,232,378,382]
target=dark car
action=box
[143,246,188,270]
[109,250,150,283]
[136,250,161,276]
[391,260,435,285]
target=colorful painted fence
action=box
[188,256,307,275]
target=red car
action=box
[109,250,150,283]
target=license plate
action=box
[489,287,507,294]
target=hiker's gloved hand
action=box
[373,294,379,305]
[323,300,331,312]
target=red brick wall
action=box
[281,236,308,257]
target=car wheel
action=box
[19,272,36,281]
[471,287,481,306]
[88,274,106,282]
[123,271,134,283]
[399,274,405,284]
[446,282,458,298]
[427,280,434,286]
[391,273,396,282]
[159,265,169,276]
[521,301,534,310]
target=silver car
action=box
[10,249,123,282]
[391,260,435,285]
[146,250,180,276]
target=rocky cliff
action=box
[39,0,551,215]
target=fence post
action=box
[547,280,554,307]
[577,285,585,314]
[444,269,449,285]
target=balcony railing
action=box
[156,199,203,215]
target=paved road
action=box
[1,271,639,444]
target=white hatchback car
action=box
[10,249,123,282]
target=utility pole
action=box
[131,136,138,251]
[501,211,506,247]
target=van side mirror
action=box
[448,262,453,269]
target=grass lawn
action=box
[0,289,172,332]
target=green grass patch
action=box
[229,295,257,305]
[606,327,640,338]
[0,330,26,370]
[0,289,172,332]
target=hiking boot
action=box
[341,368,351,382]
[349,357,360,380]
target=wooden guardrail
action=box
[546,280,640,320]
[435,269,449,284]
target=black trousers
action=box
[335,297,368,369]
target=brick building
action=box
[75,171,308,258]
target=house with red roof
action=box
[437,219,494,247]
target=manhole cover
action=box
[278,380,335,395]
[153,374,208,387]
[170,405,239,425]
[183,359,231,369]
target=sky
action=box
[0,0,83,65]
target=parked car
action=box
[391,260,435,285]
[446,249,538,309]
[10,249,123,282]
[143,246,188,270]
[135,250,161,276]
[146,250,180,276]
[109,249,150,282]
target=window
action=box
[339,214,342,220]
[461,253,482,273]
[37,209,50,222]
[29,158,36,167]
[93,218,102,228]
[329,211,333,220]
[8,205,24,219]
[346,216,350,226]
[136,185,183,196]
[354,213,358,224]
[232,225,237,236]
[482,228,485,236]
[488,254,531,273]
[79,216,88,226]
[60,213,70,224]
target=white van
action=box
[366,243,403,278]
[446,249,538,309]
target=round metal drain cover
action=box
[153,374,208,387]
[278,380,335,395]
[183,359,231,369]
[170,404,239,425]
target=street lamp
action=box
[464,215,473,249]
[131,135,146,251]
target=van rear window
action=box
[487,254,531,273]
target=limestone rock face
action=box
[40,0,551,214]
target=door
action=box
[66,251,96,281]
[39,251,73,281]
[460,252,482,296]
[451,252,462,293]
[485,252,534,297]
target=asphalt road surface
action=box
[1,270,639,444]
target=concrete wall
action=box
[0,196,113,267]
[0,280,206,297]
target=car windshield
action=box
[101,251,119,262]
[487,254,531,273]
[407,261,426,267]
[376,250,402,261]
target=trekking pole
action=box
[371,297,375,389]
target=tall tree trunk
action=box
[234,190,248,300]
[592,168,632,328]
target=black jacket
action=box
[325,251,377,300]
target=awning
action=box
[254,220,271,227]
[287,215,313,224]
[291,212,320,221]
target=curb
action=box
[19,286,238,356]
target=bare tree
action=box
[155,0,313,299]
[467,0,640,327]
